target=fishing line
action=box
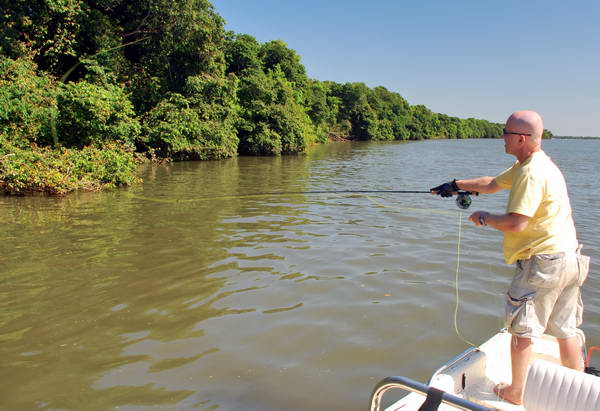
[367,196,475,347]
[454,212,476,347]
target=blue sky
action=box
[211,0,599,136]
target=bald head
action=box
[506,110,544,147]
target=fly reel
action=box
[455,191,476,209]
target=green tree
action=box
[370,86,411,140]
[112,0,228,112]
[237,67,315,155]
[304,80,339,142]
[142,73,239,159]
[407,105,435,139]
[224,33,262,75]
[329,82,376,140]
[0,0,85,74]
[259,40,308,88]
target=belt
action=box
[517,251,567,264]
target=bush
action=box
[0,141,139,195]
[57,81,141,148]
[0,57,59,147]
[142,74,239,160]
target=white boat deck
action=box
[464,332,562,410]
[386,331,565,411]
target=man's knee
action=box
[511,335,532,350]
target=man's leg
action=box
[557,336,583,371]
[495,335,532,405]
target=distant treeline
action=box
[553,136,600,140]
[0,0,552,194]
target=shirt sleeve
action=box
[506,174,544,217]
[494,163,517,189]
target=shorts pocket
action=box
[505,291,535,335]
[576,254,590,286]
[527,254,564,288]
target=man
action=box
[431,110,589,405]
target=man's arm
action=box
[469,211,530,233]
[455,177,503,194]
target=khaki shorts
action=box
[505,249,590,339]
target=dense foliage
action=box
[141,74,239,159]
[0,0,552,195]
[0,141,138,195]
[0,57,58,147]
[57,80,141,148]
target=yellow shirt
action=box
[495,151,578,264]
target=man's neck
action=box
[516,147,541,164]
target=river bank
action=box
[0,137,446,196]
[0,141,139,196]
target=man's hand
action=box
[430,179,459,197]
[469,211,490,227]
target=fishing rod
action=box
[127,189,477,208]
[209,190,478,209]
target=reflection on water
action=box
[1,139,599,410]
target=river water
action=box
[1,139,599,410]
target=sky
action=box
[211,0,599,136]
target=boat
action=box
[369,329,600,410]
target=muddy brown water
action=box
[2,139,599,410]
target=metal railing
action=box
[369,375,494,411]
